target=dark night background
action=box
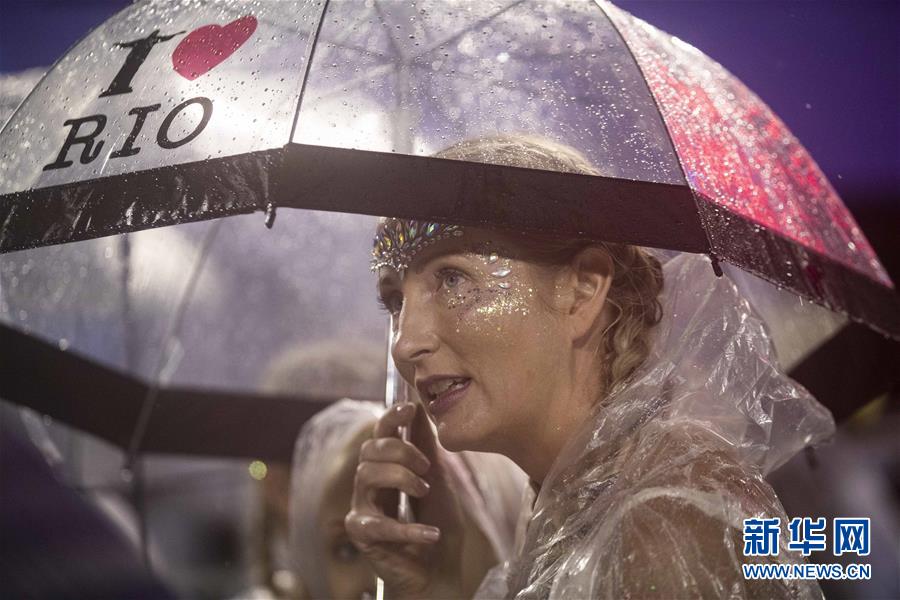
[1,0,896,281]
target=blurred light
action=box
[248,459,267,480]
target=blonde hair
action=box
[436,135,664,394]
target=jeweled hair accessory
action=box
[371,218,463,272]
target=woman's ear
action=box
[566,246,613,342]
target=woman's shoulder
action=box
[590,424,822,599]
[615,420,776,511]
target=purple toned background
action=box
[1,0,897,278]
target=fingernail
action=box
[420,527,440,542]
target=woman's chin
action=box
[435,417,493,453]
[436,428,470,452]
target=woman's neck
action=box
[511,373,599,485]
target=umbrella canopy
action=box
[0,0,896,338]
[1,208,388,459]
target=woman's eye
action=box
[333,540,359,562]
[378,293,403,315]
[438,269,464,290]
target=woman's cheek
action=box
[446,279,532,340]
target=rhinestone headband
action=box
[371,218,464,272]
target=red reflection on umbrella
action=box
[605,3,890,290]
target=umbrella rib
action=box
[308,61,399,103]
[372,1,408,65]
[124,219,224,466]
[288,0,333,144]
[596,1,714,260]
[412,0,530,62]
[315,3,391,62]
[308,0,529,104]
[310,47,578,110]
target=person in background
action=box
[248,339,386,598]
[290,399,526,600]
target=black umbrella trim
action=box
[1,143,709,254]
[697,196,900,341]
[275,143,708,252]
[0,149,279,253]
[0,323,362,462]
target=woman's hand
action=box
[345,402,467,599]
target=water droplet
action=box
[120,468,134,483]
[491,268,511,278]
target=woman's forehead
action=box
[376,227,520,282]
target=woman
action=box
[290,399,525,599]
[345,137,834,598]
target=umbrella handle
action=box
[384,331,416,524]
[380,322,415,599]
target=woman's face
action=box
[377,228,570,454]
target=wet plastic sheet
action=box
[477,253,834,599]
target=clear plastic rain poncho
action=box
[476,252,835,599]
[289,399,525,599]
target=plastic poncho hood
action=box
[478,253,834,599]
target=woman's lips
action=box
[427,378,471,418]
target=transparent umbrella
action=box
[2,209,388,458]
[1,0,895,337]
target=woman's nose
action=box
[392,297,440,364]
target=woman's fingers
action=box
[343,512,437,596]
[373,402,416,438]
[410,399,441,456]
[356,461,431,502]
[345,512,441,546]
[359,437,431,476]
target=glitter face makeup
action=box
[376,225,569,455]
[440,241,532,337]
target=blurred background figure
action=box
[288,399,526,600]
[244,338,385,598]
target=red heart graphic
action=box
[172,15,257,80]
